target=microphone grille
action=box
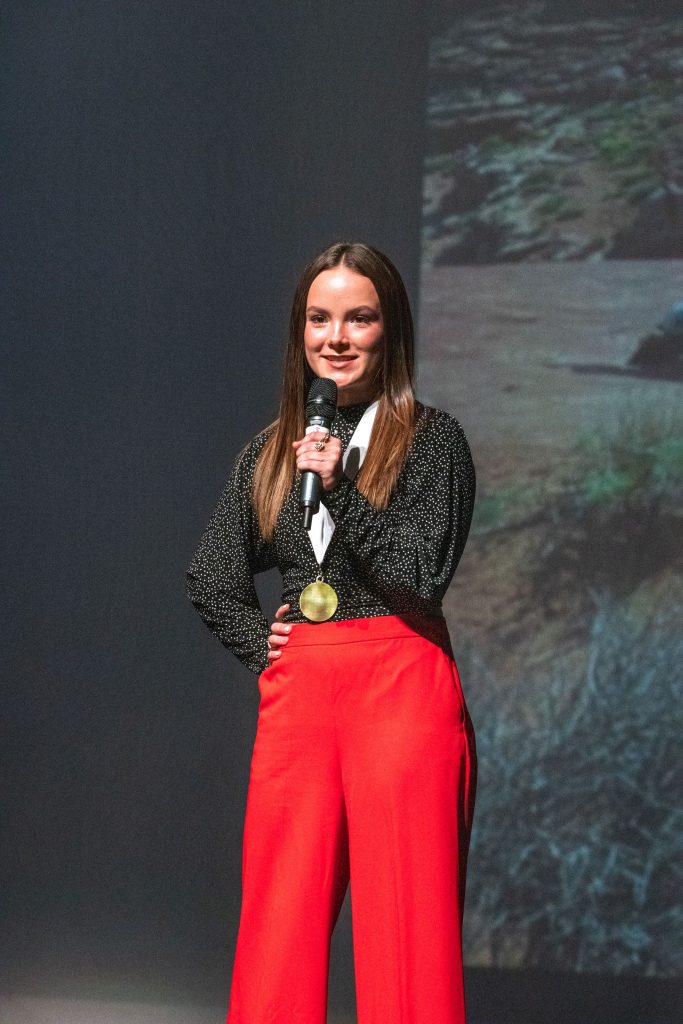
[307,377,338,404]
[305,376,338,421]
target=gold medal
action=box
[299,574,338,622]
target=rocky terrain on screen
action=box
[423,2,683,265]
[417,257,683,974]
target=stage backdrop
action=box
[1,0,426,1013]
[420,0,683,981]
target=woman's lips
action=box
[324,356,356,365]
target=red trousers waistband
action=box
[284,612,453,651]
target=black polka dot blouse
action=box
[186,400,476,675]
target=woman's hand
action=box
[292,430,343,492]
[267,603,292,663]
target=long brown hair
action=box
[252,241,417,540]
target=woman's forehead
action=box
[307,267,380,307]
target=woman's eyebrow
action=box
[305,305,379,314]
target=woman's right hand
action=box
[267,603,292,663]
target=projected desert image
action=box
[419,1,683,977]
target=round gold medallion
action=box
[299,578,339,622]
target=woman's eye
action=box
[309,315,326,324]
[352,315,371,324]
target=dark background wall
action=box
[2,0,427,1006]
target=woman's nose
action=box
[328,320,347,345]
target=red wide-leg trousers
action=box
[226,613,477,1024]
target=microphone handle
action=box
[300,414,333,529]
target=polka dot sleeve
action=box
[186,435,276,675]
[320,409,475,612]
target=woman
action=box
[186,241,477,1024]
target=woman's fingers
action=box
[267,603,291,661]
[292,430,338,453]
[268,632,289,651]
[272,603,291,633]
[292,432,342,490]
[292,429,326,448]
[267,637,286,661]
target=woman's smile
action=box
[324,355,357,365]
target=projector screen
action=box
[419,0,683,978]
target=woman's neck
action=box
[337,386,381,408]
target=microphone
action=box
[299,377,338,530]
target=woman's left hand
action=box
[292,430,343,492]
[267,603,291,663]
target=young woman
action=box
[187,241,477,1024]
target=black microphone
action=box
[299,377,338,530]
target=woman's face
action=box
[303,265,384,406]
